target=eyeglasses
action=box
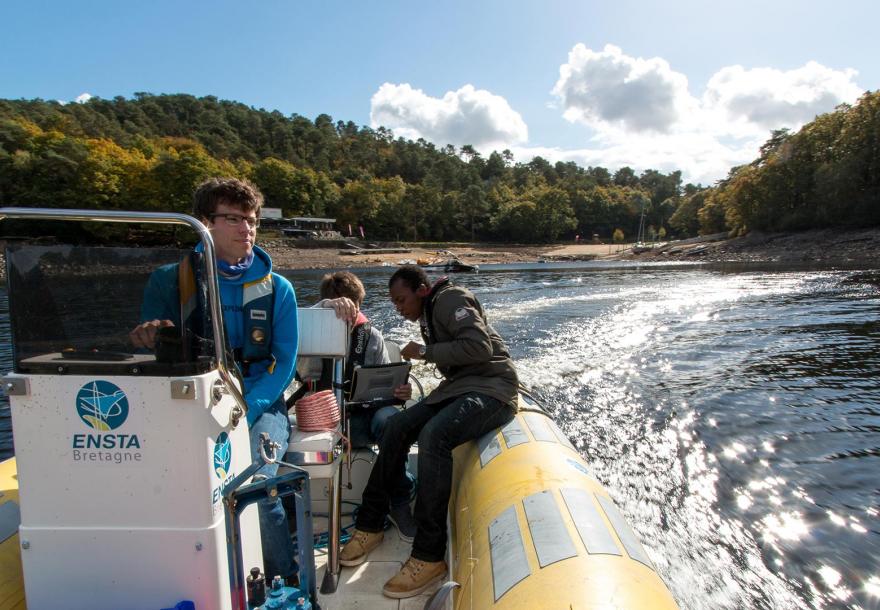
[209,213,260,229]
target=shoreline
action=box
[260,227,880,270]
[1,228,878,280]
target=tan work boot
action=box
[382,556,447,599]
[339,529,384,567]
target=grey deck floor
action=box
[312,529,442,609]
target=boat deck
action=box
[312,520,442,609]
[1,454,442,610]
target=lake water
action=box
[2,262,879,609]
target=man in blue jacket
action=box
[130,177,299,582]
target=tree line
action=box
[0,91,877,244]
[676,90,880,235]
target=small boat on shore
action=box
[0,207,679,609]
[417,251,479,273]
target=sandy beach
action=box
[258,240,603,270]
[259,226,880,270]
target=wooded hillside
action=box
[1,91,877,242]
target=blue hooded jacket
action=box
[140,245,298,425]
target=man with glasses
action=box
[130,177,300,583]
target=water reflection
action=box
[2,265,879,609]
[462,267,879,610]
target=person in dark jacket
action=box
[339,265,518,599]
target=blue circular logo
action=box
[214,432,232,479]
[75,381,129,431]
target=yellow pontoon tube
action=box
[0,457,25,610]
[450,396,679,609]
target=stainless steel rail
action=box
[0,206,249,426]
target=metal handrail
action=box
[0,206,249,426]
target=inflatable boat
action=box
[0,207,679,609]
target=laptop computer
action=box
[348,361,412,405]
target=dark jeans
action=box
[355,392,515,562]
[348,404,414,506]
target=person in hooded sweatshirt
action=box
[129,177,299,583]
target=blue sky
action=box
[3,0,877,184]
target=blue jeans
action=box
[249,400,297,580]
[348,405,414,506]
[355,392,515,562]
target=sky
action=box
[2,0,877,185]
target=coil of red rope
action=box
[294,389,341,432]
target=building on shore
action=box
[261,216,340,239]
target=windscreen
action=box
[6,244,217,376]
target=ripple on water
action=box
[476,268,880,610]
[2,266,879,609]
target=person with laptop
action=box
[298,271,416,540]
[339,265,518,599]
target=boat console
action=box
[0,209,325,610]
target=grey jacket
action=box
[420,279,518,406]
[364,325,390,366]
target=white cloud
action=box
[368,48,863,184]
[511,133,755,187]
[551,44,698,134]
[370,83,528,150]
[542,45,863,183]
[75,92,93,104]
[703,61,862,136]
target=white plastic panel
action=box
[560,487,621,556]
[20,521,232,610]
[11,372,249,529]
[597,494,655,569]
[8,369,262,608]
[477,428,502,467]
[522,490,578,567]
[489,505,531,601]
[501,417,529,448]
[523,412,557,443]
[296,308,349,357]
